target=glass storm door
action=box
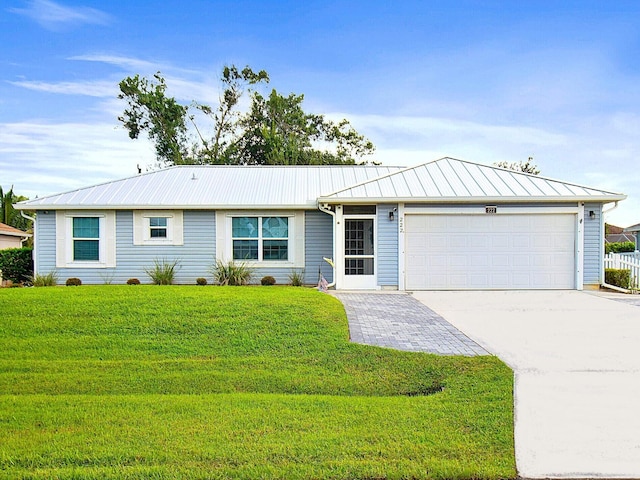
[343,217,376,289]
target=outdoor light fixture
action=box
[589,210,595,219]
[389,210,395,221]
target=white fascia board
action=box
[20,203,317,211]
[317,195,627,204]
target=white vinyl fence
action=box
[604,253,640,290]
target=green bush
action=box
[30,271,58,287]
[288,268,305,286]
[196,277,207,286]
[210,259,252,286]
[65,277,82,286]
[127,278,140,285]
[605,268,631,288]
[605,242,636,254]
[0,247,33,283]
[261,275,276,285]
[144,258,181,285]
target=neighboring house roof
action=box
[605,233,635,243]
[0,222,31,238]
[624,223,640,233]
[15,157,626,210]
[14,165,403,210]
[319,157,626,203]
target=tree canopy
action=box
[1,186,31,232]
[118,66,375,167]
[493,157,540,175]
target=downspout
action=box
[317,202,336,288]
[20,211,36,274]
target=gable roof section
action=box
[15,165,403,210]
[319,157,626,204]
[0,222,31,238]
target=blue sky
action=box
[2,0,639,226]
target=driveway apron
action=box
[412,290,640,479]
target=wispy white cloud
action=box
[9,0,111,31]
[69,54,162,73]
[8,79,116,97]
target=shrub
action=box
[605,241,636,254]
[210,259,252,286]
[30,271,58,287]
[196,277,207,286]
[605,268,631,289]
[261,275,276,286]
[127,278,141,285]
[288,268,305,286]
[65,277,82,286]
[144,258,181,285]
[0,247,33,283]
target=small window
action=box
[149,217,168,238]
[72,217,99,261]
[232,216,288,261]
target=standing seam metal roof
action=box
[15,158,626,210]
[319,157,626,203]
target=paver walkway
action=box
[333,293,488,356]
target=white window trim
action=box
[216,211,305,268]
[56,211,116,268]
[133,211,184,246]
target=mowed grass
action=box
[0,286,515,479]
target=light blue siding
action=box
[35,208,333,286]
[377,204,398,287]
[583,203,603,286]
[304,210,334,285]
[35,210,216,285]
[35,210,56,275]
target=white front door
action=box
[343,217,377,289]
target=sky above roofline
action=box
[2,0,640,226]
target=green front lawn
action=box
[0,286,515,479]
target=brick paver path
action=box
[333,293,488,356]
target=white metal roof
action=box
[319,157,626,204]
[15,165,403,210]
[15,158,625,211]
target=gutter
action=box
[317,202,336,288]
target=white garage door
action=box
[405,214,576,290]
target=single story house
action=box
[0,222,31,250]
[623,223,640,251]
[15,157,626,290]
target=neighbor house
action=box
[0,222,31,250]
[623,223,640,251]
[15,157,626,290]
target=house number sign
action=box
[485,206,497,214]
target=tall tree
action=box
[493,157,540,175]
[0,186,31,232]
[118,73,189,166]
[118,66,375,166]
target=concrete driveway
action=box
[411,290,640,479]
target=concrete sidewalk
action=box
[412,290,640,479]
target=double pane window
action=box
[73,217,99,261]
[232,216,288,261]
[149,217,168,238]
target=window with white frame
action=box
[72,217,100,261]
[133,211,183,245]
[56,211,116,268]
[232,216,289,261]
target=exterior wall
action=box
[303,210,334,285]
[0,235,23,249]
[35,208,333,286]
[583,203,603,286]
[377,204,398,288]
